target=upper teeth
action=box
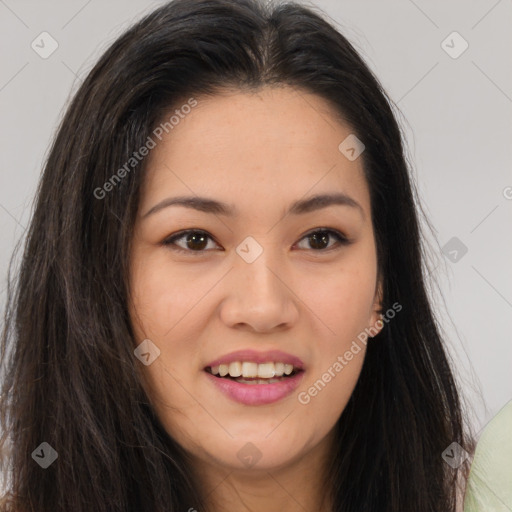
[209,362,296,378]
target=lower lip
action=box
[204,370,305,405]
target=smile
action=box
[206,361,300,381]
[204,362,305,405]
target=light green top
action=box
[464,399,512,512]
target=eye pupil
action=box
[309,231,330,250]
[186,232,208,250]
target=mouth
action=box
[203,359,305,405]
[204,361,303,384]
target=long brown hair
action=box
[1,0,474,510]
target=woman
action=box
[0,0,475,510]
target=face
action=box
[128,86,382,477]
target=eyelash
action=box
[162,228,352,256]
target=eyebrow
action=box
[142,192,365,220]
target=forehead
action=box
[141,86,370,216]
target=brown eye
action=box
[295,229,350,251]
[163,230,220,254]
[162,227,350,256]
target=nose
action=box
[219,247,300,333]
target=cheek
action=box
[129,251,201,339]
[129,258,204,417]
[299,257,377,343]
[299,348,366,432]
[129,254,207,404]
[296,269,372,424]
[332,270,375,333]
[294,252,376,414]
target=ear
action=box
[368,276,384,338]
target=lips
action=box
[204,367,305,405]
[203,349,306,405]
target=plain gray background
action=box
[0,0,511,440]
